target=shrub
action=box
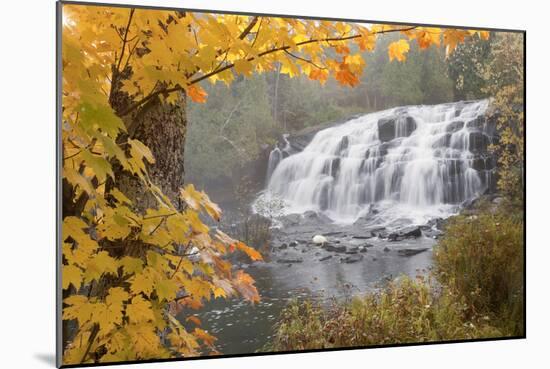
[267,276,502,352]
[434,208,524,335]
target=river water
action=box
[196,232,435,355]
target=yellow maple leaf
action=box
[62,264,82,290]
[130,272,155,297]
[126,295,155,323]
[388,39,410,62]
[155,279,179,302]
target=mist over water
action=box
[259,99,494,226]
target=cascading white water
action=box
[266,135,291,184]
[258,100,496,225]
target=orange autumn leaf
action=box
[309,68,329,84]
[186,315,202,326]
[234,241,263,261]
[188,85,208,103]
[233,270,260,303]
[193,328,217,347]
[335,64,360,87]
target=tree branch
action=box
[115,8,136,74]
[238,16,259,40]
[283,49,326,70]
[118,26,418,116]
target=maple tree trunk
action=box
[109,68,188,211]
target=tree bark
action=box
[109,67,188,212]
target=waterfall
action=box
[265,134,292,183]
[258,100,497,225]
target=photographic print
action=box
[58,1,525,366]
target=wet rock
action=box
[423,229,443,239]
[397,248,429,257]
[365,226,386,233]
[468,131,490,153]
[323,231,343,237]
[378,117,397,142]
[279,214,302,227]
[378,116,416,142]
[402,226,422,238]
[289,241,298,247]
[359,246,368,253]
[277,258,303,264]
[471,156,495,171]
[446,120,464,133]
[324,244,347,253]
[303,210,331,223]
[312,235,329,244]
[319,255,333,262]
[432,133,452,148]
[351,233,374,239]
[330,158,341,177]
[388,226,422,241]
[278,243,288,250]
[336,136,349,154]
[383,247,390,252]
[340,255,364,264]
[377,231,389,238]
[387,233,402,241]
[363,243,375,248]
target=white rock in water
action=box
[312,235,328,244]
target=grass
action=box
[267,199,524,351]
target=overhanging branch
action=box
[118,25,418,117]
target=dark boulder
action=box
[432,133,452,148]
[336,136,350,154]
[330,157,341,176]
[351,233,375,239]
[302,210,332,224]
[340,255,364,264]
[279,214,302,227]
[324,244,347,253]
[468,132,490,153]
[446,120,464,133]
[276,258,303,264]
[388,226,422,241]
[378,117,397,142]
